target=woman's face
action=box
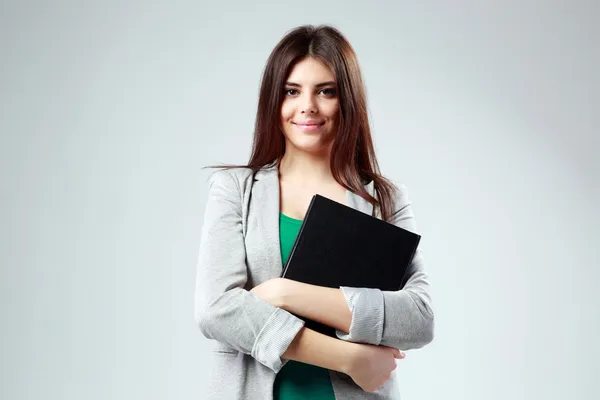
[280,57,340,155]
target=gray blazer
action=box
[194,164,434,399]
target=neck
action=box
[278,146,335,186]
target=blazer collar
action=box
[253,163,374,215]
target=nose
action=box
[301,93,317,114]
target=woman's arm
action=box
[195,170,306,373]
[283,282,353,333]
[334,184,435,350]
[253,184,435,350]
[283,326,352,371]
[284,326,406,393]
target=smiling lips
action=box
[293,121,325,131]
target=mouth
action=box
[293,122,325,127]
[293,122,326,132]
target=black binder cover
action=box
[280,194,421,337]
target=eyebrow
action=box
[285,81,336,88]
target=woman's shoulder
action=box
[392,181,410,202]
[389,181,414,216]
[208,166,254,185]
[206,166,260,200]
[372,178,414,221]
[371,176,410,205]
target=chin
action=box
[285,135,333,154]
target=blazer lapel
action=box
[253,165,284,272]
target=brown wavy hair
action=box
[207,24,398,221]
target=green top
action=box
[273,213,336,400]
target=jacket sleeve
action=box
[335,184,435,350]
[194,170,305,372]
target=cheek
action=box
[323,101,340,119]
[280,101,294,121]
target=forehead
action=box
[286,57,335,84]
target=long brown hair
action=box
[207,24,398,221]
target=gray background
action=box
[1,0,598,399]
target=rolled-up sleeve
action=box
[194,170,305,372]
[335,184,435,350]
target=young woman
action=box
[194,24,434,400]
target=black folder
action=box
[280,194,421,337]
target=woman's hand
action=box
[344,343,405,393]
[250,278,286,307]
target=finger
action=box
[394,349,406,359]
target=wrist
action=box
[284,327,361,374]
[277,278,295,310]
[338,340,360,375]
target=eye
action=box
[283,87,337,97]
